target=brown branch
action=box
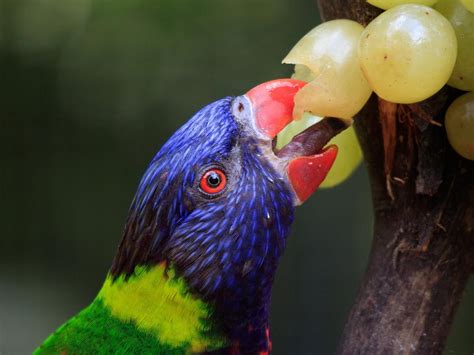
[316,1,474,354]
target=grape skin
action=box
[358,5,457,104]
[460,0,474,13]
[445,92,474,160]
[436,0,474,91]
[283,20,372,120]
[367,0,438,10]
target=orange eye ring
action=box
[200,169,227,194]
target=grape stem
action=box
[378,98,397,200]
[317,1,474,354]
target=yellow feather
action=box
[98,264,225,352]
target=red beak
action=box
[245,79,338,204]
[245,79,306,139]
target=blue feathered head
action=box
[110,79,340,349]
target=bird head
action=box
[110,79,343,351]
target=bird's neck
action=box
[97,263,226,352]
[98,263,272,353]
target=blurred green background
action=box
[0,0,472,353]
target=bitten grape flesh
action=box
[445,92,474,160]
[436,0,474,90]
[283,20,372,120]
[358,5,457,103]
[367,0,438,10]
[292,64,316,84]
[277,114,362,188]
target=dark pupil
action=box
[207,172,221,187]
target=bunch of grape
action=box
[281,0,474,188]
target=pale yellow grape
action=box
[359,5,457,104]
[368,0,438,10]
[436,0,474,90]
[283,20,372,120]
[276,114,362,187]
[460,0,474,13]
[445,92,474,160]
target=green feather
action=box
[34,298,182,355]
[35,265,226,354]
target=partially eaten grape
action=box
[445,92,474,160]
[367,0,438,10]
[283,20,372,120]
[436,0,474,91]
[358,5,457,104]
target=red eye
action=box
[200,169,227,194]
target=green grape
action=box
[445,92,474,160]
[359,5,457,104]
[368,0,438,10]
[460,0,474,13]
[435,0,474,90]
[283,20,372,120]
[277,114,363,188]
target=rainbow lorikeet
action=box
[35,79,343,354]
